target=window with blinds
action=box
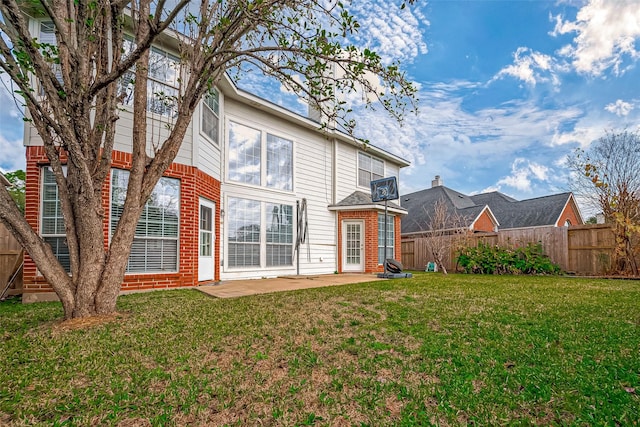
[358,152,384,187]
[110,169,180,273]
[40,168,70,272]
[378,213,395,264]
[202,89,219,143]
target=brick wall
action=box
[473,209,496,232]
[556,201,581,227]
[23,147,221,297]
[337,210,402,273]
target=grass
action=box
[1,273,639,426]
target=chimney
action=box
[431,175,443,188]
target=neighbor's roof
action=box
[400,186,486,233]
[472,192,575,229]
[401,185,579,234]
[328,191,407,215]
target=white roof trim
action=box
[554,193,583,226]
[471,205,500,229]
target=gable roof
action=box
[328,191,406,215]
[472,192,577,229]
[400,186,492,234]
[401,185,582,234]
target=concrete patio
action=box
[196,273,385,298]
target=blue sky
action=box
[2,0,640,212]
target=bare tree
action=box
[0,0,418,319]
[422,199,469,275]
[567,129,640,275]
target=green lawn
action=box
[1,274,638,426]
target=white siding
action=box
[220,98,337,280]
[28,107,196,168]
[336,143,359,201]
[114,109,194,166]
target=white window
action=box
[228,122,261,185]
[227,198,294,269]
[378,213,395,264]
[202,89,220,143]
[110,169,180,273]
[117,40,180,117]
[227,198,261,268]
[358,152,384,187]
[38,21,63,90]
[266,134,293,191]
[228,121,293,190]
[40,168,70,272]
[200,204,213,257]
[266,203,293,266]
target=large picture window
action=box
[227,198,261,267]
[358,152,384,187]
[41,168,70,272]
[228,121,293,190]
[378,213,395,264]
[266,203,293,266]
[202,89,220,143]
[227,198,294,269]
[111,169,180,273]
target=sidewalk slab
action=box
[197,274,384,298]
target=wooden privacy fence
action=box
[0,223,23,298]
[402,224,620,276]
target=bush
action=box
[457,242,562,275]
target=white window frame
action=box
[117,39,181,118]
[110,169,180,274]
[40,167,70,272]
[201,88,220,144]
[227,120,294,192]
[266,203,293,266]
[358,152,385,188]
[226,197,294,270]
[226,197,261,268]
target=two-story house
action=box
[21,19,410,302]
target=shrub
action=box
[457,242,562,275]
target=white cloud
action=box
[604,99,634,116]
[348,1,428,65]
[551,125,603,148]
[350,81,584,194]
[493,158,550,193]
[550,0,640,76]
[0,133,25,172]
[493,47,566,86]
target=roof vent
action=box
[431,175,443,188]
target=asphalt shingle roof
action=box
[330,191,404,211]
[401,186,574,234]
[400,186,481,234]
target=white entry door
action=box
[198,198,215,281]
[342,220,364,272]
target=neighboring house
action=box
[401,175,582,237]
[469,191,583,229]
[401,176,499,236]
[21,20,409,302]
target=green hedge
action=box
[457,242,562,275]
